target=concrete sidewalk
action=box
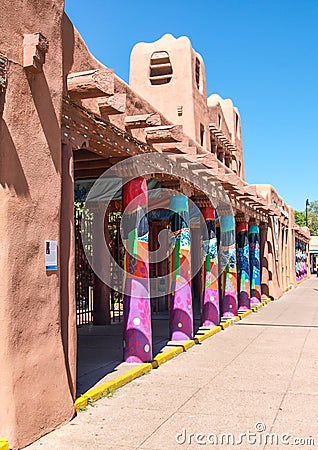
[77,316,202,395]
[25,277,318,450]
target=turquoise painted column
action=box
[236,217,250,311]
[122,177,152,363]
[201,207,219,327]
[169,195,193,340]
[220,215,238,318]
[249,223,261,305]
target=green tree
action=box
[294,210,306,227]
[295,201,318,235]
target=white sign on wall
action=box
[45,240,58,271]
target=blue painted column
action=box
[169,195,193,340]
[249,223,261,305]
[236,217,251,311]
[220,215,238,318]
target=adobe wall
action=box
[254,184,307,298]
[0,1,75,448]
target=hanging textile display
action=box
[249,223,261,305]
[237,220,250,311]
[169,195,193,340]
[201,207,219,327]
[122,177,152,363]
[295,240,307,281]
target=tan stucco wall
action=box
[254,185,299,298]
[0,2,76,448]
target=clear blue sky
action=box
[65,0,317,211]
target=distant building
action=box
[309,236,318,273]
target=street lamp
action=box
[305,199,310,227]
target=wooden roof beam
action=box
[67,69,114,100]
[72,149,105,162]
[145,125,183,144]
[74,160,113,171]
[125,113,161,129]
[98,93,126,116]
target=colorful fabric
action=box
[295,239,307,281]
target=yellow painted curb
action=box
[0,439,9,450]
[74,396,88,411]
[151,347,183,369]
[220,319,232,329]
[74,288,277,414]
[167,340,196,351]
[194,326,222,343]
[180,340,196,351]
[238,309,252,319]
[75,363,152,412]
[251,303,263,311]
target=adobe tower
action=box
[130,34,211,151]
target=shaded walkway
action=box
[26,277,318,450]
[77,316,201,395]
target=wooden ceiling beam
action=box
[67,69,114,100]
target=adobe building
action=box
[309,236,318,273]
[0,1,310,448]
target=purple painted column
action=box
[122,177,152,363]
[220,215,238,318]
[249,223,261,305]
[201,207,219,327]
[237,218,250,311]
[169,195,193,340]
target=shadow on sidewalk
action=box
[76,316,201,396]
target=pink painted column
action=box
[122,177,152,363]
[169,195,193,340]
[201,207,219,327]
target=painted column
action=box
[249,223,261,305]
[169,195,193,340]
[93,203,111,325]
[259,222,270,297]
[236,217,250,311]
[122,177,152,363]
[220,215,238,318]
[201,207,219,327]
[295,239,299,281]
